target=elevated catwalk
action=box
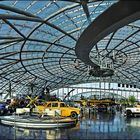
[0,115,78,129]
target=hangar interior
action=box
[0,0,140,139]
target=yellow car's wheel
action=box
[71,111,78,119]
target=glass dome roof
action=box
[0,0,139,96]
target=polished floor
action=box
[0,111,140,140]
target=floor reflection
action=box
[1,112,140,139]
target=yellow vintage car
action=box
[33,101,80,119]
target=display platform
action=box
[0,115,78,129]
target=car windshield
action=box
[46,103,51,107]
[127,105,134,107]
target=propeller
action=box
[26,95,39,108]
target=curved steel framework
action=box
[0,0,139,97]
